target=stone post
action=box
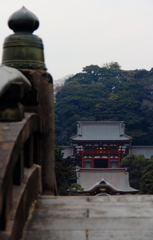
[1,6,57,194]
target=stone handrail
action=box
[0,67,42,240]
[0,113,42,239]
[0,6,56,239]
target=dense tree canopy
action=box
[121,153,153,194]
[140,157,153,194]
[67,183,85,196]
[55,62,153,145]
[55,146,77,195]
[120,153,147,190]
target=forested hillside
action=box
[55,62,153,146]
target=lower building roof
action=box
[77,168,138,193]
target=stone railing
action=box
[0,6,57,239]
[0,67,42,240]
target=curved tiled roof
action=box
[71,121,132,141]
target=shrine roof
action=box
[71,121,132,142]
[77,168,139,194]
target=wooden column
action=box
[92,142,94,168]
[108,151,110,168]
[118,144,121,167]
[81,143,84,168]
[108,143,110,168]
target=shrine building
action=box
[70,121,132,169]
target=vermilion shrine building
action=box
[70,121,132,168]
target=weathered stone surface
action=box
[88,231,153,240]
[0,113,40,233]
[23,230,86,240]
[22,195,153,240]
[22,70,56,194]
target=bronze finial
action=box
[8,6,39,33]
[2,6,46,71]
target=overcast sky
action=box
[0,0,153,81]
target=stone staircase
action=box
[22,195,153,240]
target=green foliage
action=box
[120,153,153,194]
[55,146,77,195]
[120,153,147,190]
[68,183,85,196]
[55,62,153,145]
[140,157,153,194]
[102,62,121,70]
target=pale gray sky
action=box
[0,0,153,81]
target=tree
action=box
[55,146,77,195]
[102,62,121,70]
[140,157,153,194]
[67,183,85,196]
[120,153,147,190]
[55,62,153,145]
